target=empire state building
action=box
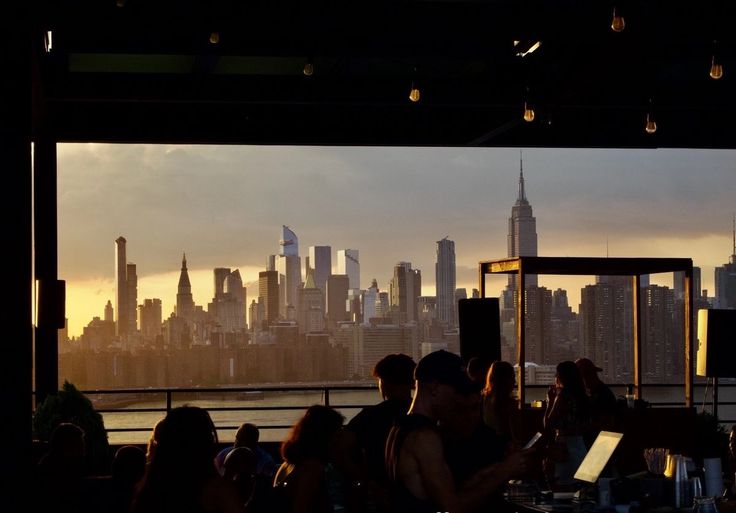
[507,152,538,287]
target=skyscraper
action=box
[176,253,195,323]
[115,236,128,337]
[277,225,302,317]
[337,249,360,290]
[213,267,231,300]
[715,219,736,309]
[104,300,113,323]
[298,273,325,334]
[258,270,279,327]
[435,237,456,327]
[308,245,332,293]
[139,298,162,341]
[507,151,538,287]
[390,262,421,323]
[327,274,350,329]
[363,279,379,325]
[126,263,138,334]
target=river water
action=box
[101,384,736,445]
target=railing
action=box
[73,382,736,444]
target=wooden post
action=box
[517,262,526,408]
[633,275,642,400]
[684,265,693,408]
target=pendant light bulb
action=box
[523,102,535,122]
[116,0,125,7]
[611,7,625,32]
[645,113,657,134]
[409,83,421,103]
[209,32,220,45]
[303,61,314,77]
[710,56,723,80]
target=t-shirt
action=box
[346,398,411,484]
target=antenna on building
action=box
[731,213,736,263]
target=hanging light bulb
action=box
[611,6,625,32]
[116,0,125,7]
[710,55,723,80]
[645,113,657,134]
[209,32,220,45]
[523,101,535,122]
[303,60,314,77]
[409,82,421,102]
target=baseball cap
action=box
[415,350,480,395]
[575,357,603,373]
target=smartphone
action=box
[523,431,543,450]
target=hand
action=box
[547,385,557,401]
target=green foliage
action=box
[33,381,110,474]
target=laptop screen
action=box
[574,431,623,483]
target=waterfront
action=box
[99,383,736,445]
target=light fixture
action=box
[44,31,52,53]
[523,102,535,122]
[209,32,220,45]
[611,6,625,32]
[645,100,657,134]
[303,59,314,77]
[516,41,542,58]
[409,82,421,102]
[116,0,125,7]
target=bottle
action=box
[692,496,717,513]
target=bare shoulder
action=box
[403,425,443,455]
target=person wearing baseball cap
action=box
[385,350,532,513]
[575,357,617,438]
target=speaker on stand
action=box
[696,309,736,419]
[457,298,501,366]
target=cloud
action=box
[58,144,736,334]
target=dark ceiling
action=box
[35,0,736,148]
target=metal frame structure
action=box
[479,256,694,408]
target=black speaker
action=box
[458,298,501,364]
[697,309,736,377]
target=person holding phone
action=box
[543,361,592,489]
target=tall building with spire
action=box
[176,253,195,323]
[507,151,538,286]
[435,237,456,327]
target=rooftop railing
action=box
[64,382,735,444]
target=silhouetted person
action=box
[131,406,242,513]
[273,405,346,513]
[145,417,166,465]
[481,360,522,451]
[544,361,592,489]
[35,422,86,513]
[84,444,148,513]
[385,350,532,513]
[575,357,617,441]
[215,423,276,479]
[344,352,416,511]
[223,447,258,511]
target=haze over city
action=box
[59,144,735,337]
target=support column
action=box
[685,265,693,408]
[633,275,642,400]
[1,11,33,510]
[516,265,526,408]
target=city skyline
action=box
[59,144,736,336]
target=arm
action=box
[410,428,515,513]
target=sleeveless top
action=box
[385,414,440,513]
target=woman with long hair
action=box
[274,405,346,513]
[481,361,522,450]
[544,361,592,488]
[131,406,242,513]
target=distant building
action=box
[139,298,162,342]
[337,249,360,290]
[176,253,195,324]
[363,279,379,325]
[258,270,279,327]
[435,237,456,327]
[277,225,302,317]
[126,263,138,335]
[298,273,325,334]
[209,268,246,333]
[104,300,114,323]
[390,262,421,323]
[308,245,332,300]
[115,236,128,337]
[642,284,682,382]
[327,274,350,329]
[507,152,538,288]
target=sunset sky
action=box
[58,144,735,337]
